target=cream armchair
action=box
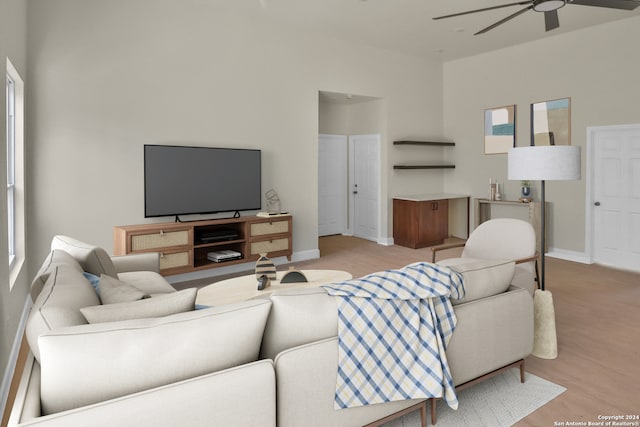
[431,218,539,295]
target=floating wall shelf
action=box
[393,165,456,170]
[393,140,455,169]
[393,165,455,170]
[393,140,455,147]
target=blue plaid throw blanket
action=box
[322,262,465,410]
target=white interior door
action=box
[592,125,640,271]
[318,134,348,236]
[350,134,380,242]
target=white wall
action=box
[1,0,29,413]
[26,0,444,272]
[443,16,640,255]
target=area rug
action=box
[382,369,566,427]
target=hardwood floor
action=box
[516,256,640,426]
[286,235,640,426]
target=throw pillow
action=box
[30,249,84,301]
[83,272,101,294]
[80,288,197,323]
[98,274,149,304]
[50,235,119,278]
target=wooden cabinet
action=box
[114,215,292,276]
[246,217,292,259]
[393,198,448,248]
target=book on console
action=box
[256,211,289,218]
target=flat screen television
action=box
[144,144,261,219]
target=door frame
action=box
[348,134,381,242]
[585,123,640,266]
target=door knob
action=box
[594,201,601,206]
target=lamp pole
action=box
[540,180,546,291]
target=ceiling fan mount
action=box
[533,0,566,12]
[433,0,640,35]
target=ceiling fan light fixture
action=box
[533,0,566,12]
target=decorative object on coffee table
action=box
[280,267,308,283]
[255,253,276,283]
[508,145,581,359]
[257,275,270,291]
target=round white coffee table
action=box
[196,269,352,306]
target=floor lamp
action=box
[507,145,581,359]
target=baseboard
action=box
[1,297,32,423]
[378,237,394,246]
[546,248,591,264]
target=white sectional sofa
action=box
[10,236,533,427]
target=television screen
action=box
[144,145,261,218]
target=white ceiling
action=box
[257,0,639,61]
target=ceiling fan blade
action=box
[569,0,640,10]
[475,5,534,35]
[545,9,560,31]
[433,1,532,20]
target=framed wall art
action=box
[484,104,516,154]
[531,97,571,146]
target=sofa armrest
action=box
[446,286,534,386]
[430,242,466,262]
[8,354,41,426]
[13,360,275,427]
[111,253,160,274]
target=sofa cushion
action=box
[30,249,83,301]
[260,287,338,360]
[80,288,197,323]
[50,235,118,278]
[38,298,272,415]
[97,274,149,304]
[26,265,101,362]
[436,258,515,305]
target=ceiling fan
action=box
[433,0,640,35]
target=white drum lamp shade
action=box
[508,145,581,181]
